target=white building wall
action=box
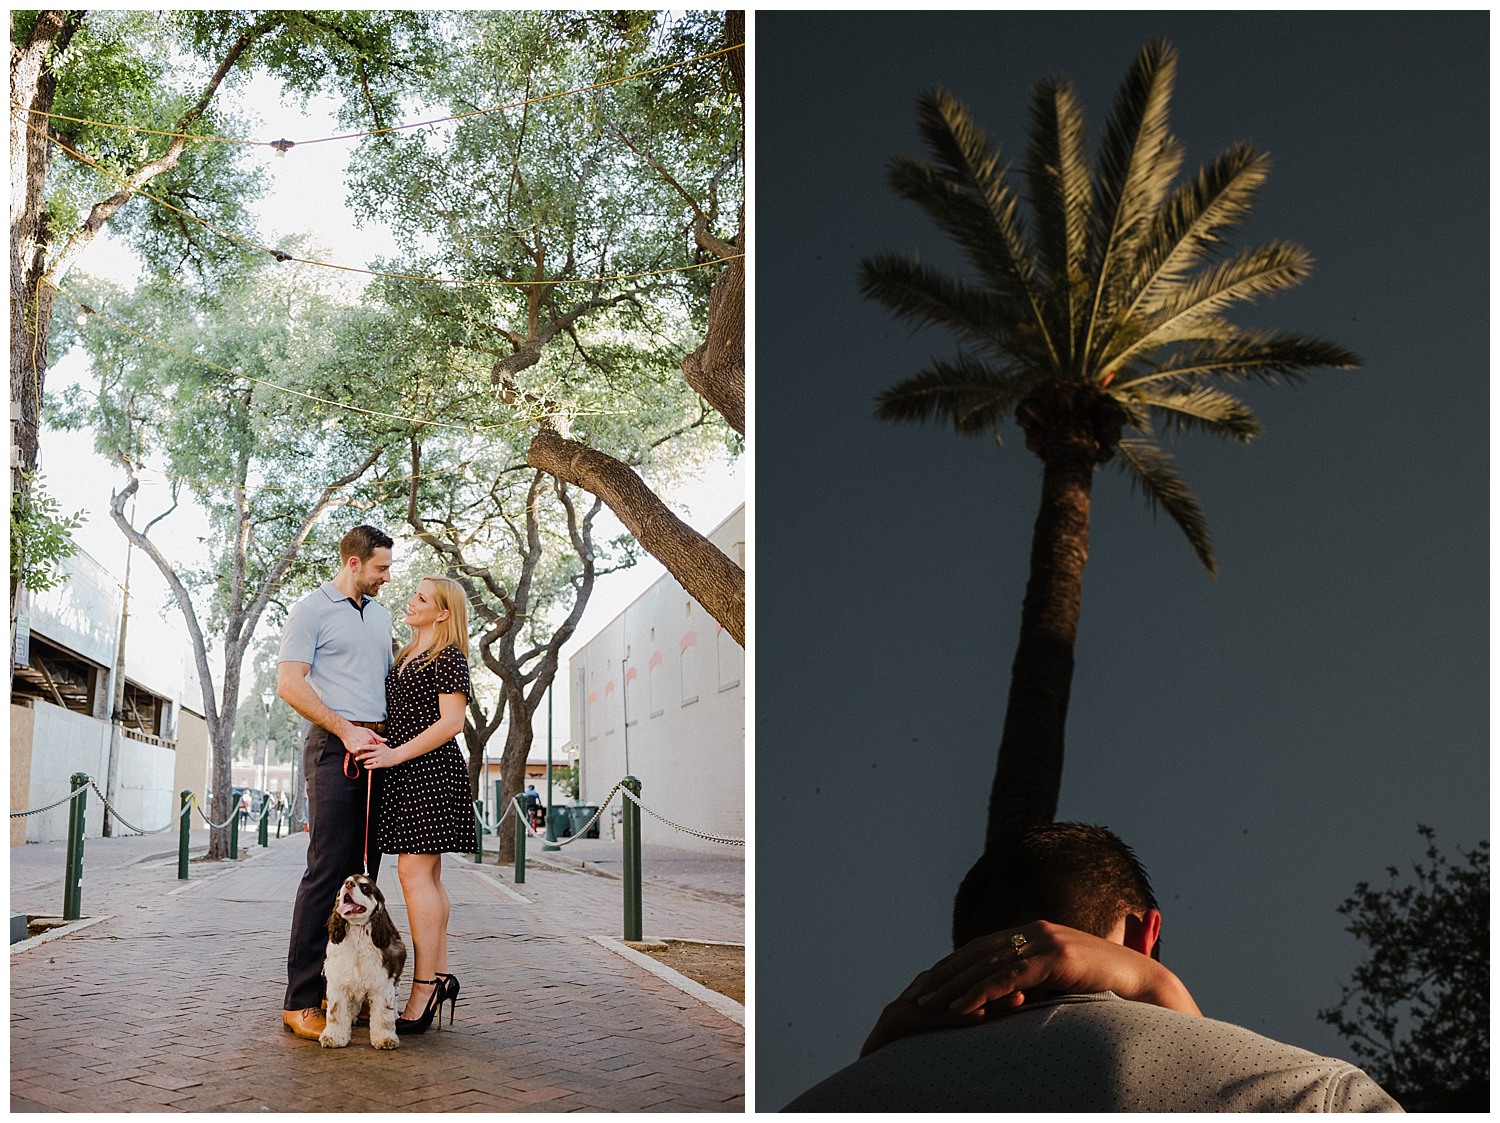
[569,506,744,849]
[114,735,181,833]
[24,703,111,842]
[16,547,196,842]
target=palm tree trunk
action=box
[985,447,1096,845]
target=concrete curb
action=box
[589,934,745,1026]
[10,915,113,954]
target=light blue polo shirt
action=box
[278,581,393,722]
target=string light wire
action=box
[27,118,741,289]
[9,41,742,150]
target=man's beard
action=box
[355,574,384,598]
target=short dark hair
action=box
[339,525,393,563]
[952,823,1159,954]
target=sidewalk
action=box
[10,827,744,1112]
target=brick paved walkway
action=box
[10,830,743,1112]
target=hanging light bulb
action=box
[269,138,295,157]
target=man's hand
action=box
[340,724,386,754]
[860,921,1200,1057]
[919,921,1200,1018]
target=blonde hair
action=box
[395,576,470,671]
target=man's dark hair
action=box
[339,525,393,563]
[952,823,1160,955]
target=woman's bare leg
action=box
[397,852,447,1019]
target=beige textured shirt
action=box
[783,993,1402,1112]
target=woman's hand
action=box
[356,742,408,770]
[860,920,1200,1057]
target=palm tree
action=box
[860,40,1359,846]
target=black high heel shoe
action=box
[395,978,444,1035]
[435,972,460,1023]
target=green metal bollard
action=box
[513,795,527,884]
[622,776,642,941]
[178,791,192,880]
[63,773,89,921]
[258,798,270,847]
[230,807,240,860]
[473,801,484,864]
[495,780,505,863]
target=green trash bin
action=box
[548,804,573,838]
[571,803,601,839]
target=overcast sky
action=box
[753,11,1488,1109]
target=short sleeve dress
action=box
[375,644,474,855]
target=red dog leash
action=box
[343,732,378,874]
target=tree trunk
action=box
[10,11,81,621]
[494,693,535,863]
[527,424,745,647]
[681,220,744,435]
[985,384,1124,845]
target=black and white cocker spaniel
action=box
[320,873,406,1049]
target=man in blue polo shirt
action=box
[276,524,395,1040]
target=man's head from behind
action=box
[953,823,1162,959]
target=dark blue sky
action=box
[753,11,1488,1109]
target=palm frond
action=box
[1118,329,1361,390]
[1085,40,1184,361]
[874,353,1034,437]
[1105,143,1271,349]
[858,252,1023,354]
[1117,241,1315,361]
[1025,77,1093,363]
[1128,384,1263,443]
[1115,436,1216,576]
[901,89,1061,368]
[886,157,1039,312]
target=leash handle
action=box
[363,767,372,874]
[341,749,373,874]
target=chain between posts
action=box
[192,793,240,831]
[496,778,744,847]
[619,785,744,846]
[9,786,89,818]
[85,779,189,835]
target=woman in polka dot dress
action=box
[360,575,473,1033]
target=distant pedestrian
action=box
[525,784,543,829]
[238,789,252,828]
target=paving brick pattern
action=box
[10,830,743,1112]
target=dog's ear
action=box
[371,906,407,979]
[370,904,399,950]
[327,910,348,944]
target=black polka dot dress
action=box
[376,644,474,855]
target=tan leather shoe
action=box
[282,1007,326,1040]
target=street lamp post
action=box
[260,688,275,801]
[543,685,558,851]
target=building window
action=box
[680,631,699,706]
[121,680,170,739]
[10,635,104,717]
[716,624,741,692]
[624,666,639,727]
[648,651,664,717]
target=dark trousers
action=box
[283,726,383,1011]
